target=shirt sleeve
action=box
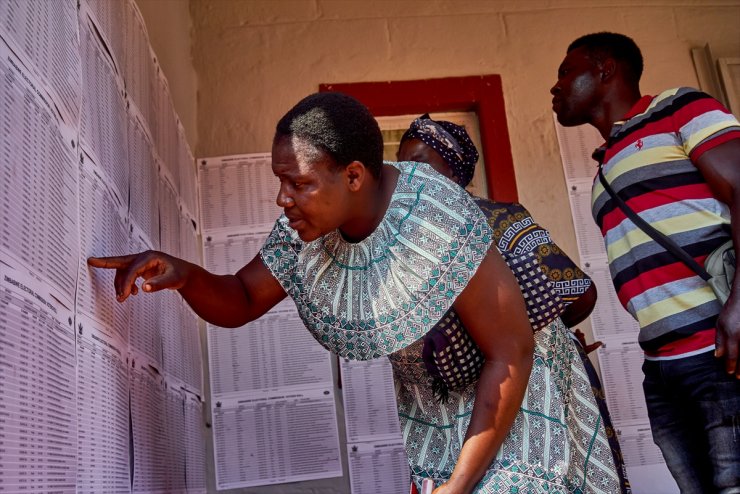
[259,215,301,295]
[670,88,740,160]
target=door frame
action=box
[320,75,517,202]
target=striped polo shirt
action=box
[591,87,740,359]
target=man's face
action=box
[550,46,602,127]
[272,135,349,242]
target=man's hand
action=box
[716,297,740,378]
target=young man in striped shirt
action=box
[551,32,740,493]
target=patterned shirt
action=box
[591,87,740,357]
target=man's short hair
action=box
[275,92,384,178]
[568,32,643,85]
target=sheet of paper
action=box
[184,393,207,494]
[79,15,129,206]
[126,224,164,370]
[180,208,201,266]
[0,0,81,125]
[163,382,187,492]
[581,259,640,343]
[203,227,271,275]
[161,291,203,395]
[129,358,169,493]
[80,0,126,76]
[347,439,409,494]
[617,424,678,493]
[75,315,131,493]
[340,358,408,493]
[0,40,79,301]
[208,309,333,398]
[212,387,342,489]
[127,111,160,248]
[178,122,199,223]
[554,117,603,182]
[566,180,606,259]
[122,0,156,136]
[199,153,282,232]
[154,75,179,190]
[76,155,131,343]
[0,263,77,492]
[158,172,181,257]
[340,358,402,443]
[595,341,650,426]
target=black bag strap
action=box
[597,165,711,281]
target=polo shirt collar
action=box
[614,94,653,125]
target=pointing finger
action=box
[87,254,139,270]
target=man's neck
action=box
[593,88,642,140]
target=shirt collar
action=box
[594,95,654,165]
[615,94,653,124]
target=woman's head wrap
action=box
[401,114,479,187]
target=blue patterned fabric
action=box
[259,160,493,359]
[391,319,623,493]
[474,199,593,304]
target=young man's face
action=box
[550,46,602,127]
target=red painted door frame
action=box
[319,75,518,202]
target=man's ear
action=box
[345,161,366,191]
[599,58,617,82]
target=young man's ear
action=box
[599,58,617,82]
[345,161,366,191]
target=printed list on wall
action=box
[198,154,344,490]
[553,116,679,494]
[0,1,205,493]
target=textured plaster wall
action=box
[190,0,740,268]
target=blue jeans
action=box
[643,350,740,493]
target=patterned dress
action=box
[260,161,621,493]
[474,200,630,493]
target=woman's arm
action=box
[560,282,597,328]
[88,251,286,327]
[433,248,534,493]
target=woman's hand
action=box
[88,250,191,302]
[573,328,603,354]
[432,479,465,493]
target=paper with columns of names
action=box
[340,358,409,494]
[199,154,344,489]
[0,264,77,492]
[553,117,679,493]
[0,0,209,490]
